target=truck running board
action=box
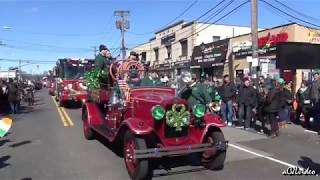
[134,141,228,159]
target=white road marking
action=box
[229,143,301,169]
[304,129,318,134]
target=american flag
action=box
[118,79,128,88]
[117,79,130,101]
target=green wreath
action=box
[166,104,190,131]
[84,70,107,89]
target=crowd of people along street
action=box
[0,79,39,115]
[94,44,320,138]
[176,71,320,138]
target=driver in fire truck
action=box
[178,72,212,110]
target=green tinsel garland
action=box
[84,70,107,89]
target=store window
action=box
[141,52,146,62]
[180,40,188,57]
[154,48,159,61]
[166,45,172,58]
[213,36,220,42]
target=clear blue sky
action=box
[0,0,319,74]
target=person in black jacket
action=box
[238,78,257,130]
[264,79,283,138]
[278,81,293,128]
[220,75,237,126]
[256,77,269,134]
[7,79,19,114]
[295,81,312,128]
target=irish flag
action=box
[0,117,12,138]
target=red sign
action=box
[258,32,288,48]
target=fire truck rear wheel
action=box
[202,131,226,170]
[123,131,151,180]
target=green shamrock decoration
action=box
[166,104,190,131]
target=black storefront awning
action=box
[277,42,320,70]
[191,39,229,68]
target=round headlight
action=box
[193,104,206,118]
[151,105,165,121]
[63,86,68,90]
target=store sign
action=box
[258,32,288,48]
[308,32,320,42]
[174,60,190,68]
[191,39,229,68]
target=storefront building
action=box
[226,23,320,91]
[132,20,251,78]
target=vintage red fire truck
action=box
[82,59,227,180]
[53,58,94,107]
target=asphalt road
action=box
[1,89,320,180]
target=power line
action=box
[273,0,320,23]
[195,0,235,31]
[260,0,320,28]
[130,0,199,35]
[131,0,228,41]
[132,0,249,53]
[186,0,249,41]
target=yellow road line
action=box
[61,107,74,126]
[51,96,68,127]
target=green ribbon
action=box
[166,104,190,131]
[84,70,107,89]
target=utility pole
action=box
[19,59,22,80]
[92,46,98,57]
[114,10,130,59]
[251,0,259,78]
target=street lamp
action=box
[200,42,206,80]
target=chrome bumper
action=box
[134,141,228,159]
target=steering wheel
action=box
[109,60,144,81]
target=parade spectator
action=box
[295,81,312,128]
[256,77,269,134]
[237,78,258,130]
[265,74,273,90]
[264,79,283,138]
[220,75,237,126]
[0,80,5,115]
[7,79,19,114]
[278,81,293,128]
[310,70,320,134]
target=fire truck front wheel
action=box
[202,131,226,170]
[123,131,151,180]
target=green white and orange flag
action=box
[0,117,12,138]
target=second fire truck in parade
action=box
[51,58,95,107]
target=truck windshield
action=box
[64,64,85,80]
